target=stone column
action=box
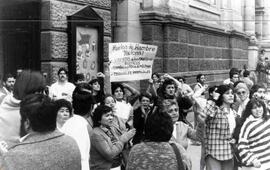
[256,10,263,40]
[262,0,270,40]
[248,46,259,70]
[244,0,255,35]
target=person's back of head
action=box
[74,73,85,84]
[72,82,93,116]
[20,94,57,135]
[144,110,173,142]
[13,70,46,100]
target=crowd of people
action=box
[0,61,270,170]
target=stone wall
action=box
[40,0,111,84]
[140,13,249,89]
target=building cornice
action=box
[139,11,249,39]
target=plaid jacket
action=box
[203,100,235,161]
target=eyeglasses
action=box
[237,91,246,95]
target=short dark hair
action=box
[92,105,112,127]
[144,110,173,142]
[3,73,15,82]
[229,68,239,79]
[152,72,160,79]
[57,67,68,75]
[55,99,72,117]
[243,70,250,77]
[111,83,125,95]
[20,94,57,133]
[72,83,94,116]
[139,93,152,102]
[75,73,85,82]
[208,85,217,95]
[13,70,46,100]
[160,79,177,97]
[196,74,204,82]
[89,78,98,85]
[250,84,266,98]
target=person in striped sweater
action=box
[238,99,270,170]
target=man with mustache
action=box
[49,67,75,102]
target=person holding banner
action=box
[111,83,140,128]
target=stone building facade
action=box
[0,0,111,86]
[0,0,269,89]
[41,0,111,84]
[112,0,264,87]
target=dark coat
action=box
[132,107,154,145]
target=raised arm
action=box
[122,83,140,105]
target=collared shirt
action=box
[203,100,236,161]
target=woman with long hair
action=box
[202,85,237,170]
[238,99,270,169]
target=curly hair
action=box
[92,105,112,127]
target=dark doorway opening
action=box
[0,0,41,76]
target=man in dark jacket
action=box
[132,93,154,145]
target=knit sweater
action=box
[0,95,21,142]
[238,115,270,169]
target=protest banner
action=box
[109,42,157,82]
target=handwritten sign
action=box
[109,43,157,82]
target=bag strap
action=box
[170,143,186,170]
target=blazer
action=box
[90,126,124,170]
[0,130,81,170]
